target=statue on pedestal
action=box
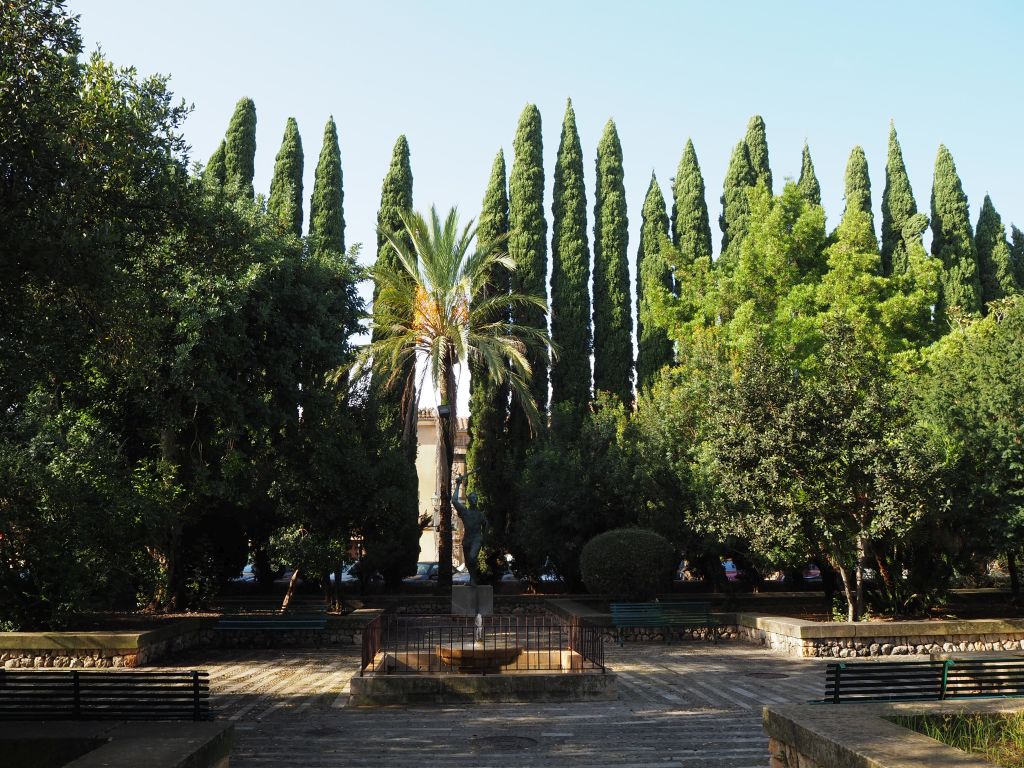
[453,473,488,585]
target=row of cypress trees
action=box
[469,105,1024,519]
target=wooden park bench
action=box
[609,601,720,646]
[824,658,1024,703]
[0,669,211,721]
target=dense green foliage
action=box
[224,97,257,200]
[204,140,227,191]
[5,4,1024,625]
[840,146,877,250]
[267,117,304,236]
[593,119,633,404]
[672,139,713,265]
[467,150,514,559]
[363,207,548,591]
[744,115,772,193]
[371,135,416,459]
[1012,226,1024,288]
[580,528,677,600]
[636,174,674,391]
[719,139,756,268]
[797,142,821,206]
[932,145,982,319]
[975,195,1019,308]
[508,104,549,456]
[549,100,592,428]
[308,116,345,255]
[0,2,407,626]
[881,123,917,276]
[915,296,1024,591]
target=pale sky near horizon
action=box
[69,1,1024,412]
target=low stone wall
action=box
[599,625,740,644]
[737,613,1024,658]
[0,619,213,669]
[763,699,1021,768]
[0,609,384,668]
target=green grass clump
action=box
[891,712,1024,767]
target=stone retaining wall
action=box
[736,613,1024,658]
[0,610,383,668]
[763,699,1017,768]
[0,619,212,669]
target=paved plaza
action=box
[160,642,831,767]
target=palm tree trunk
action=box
[435,356,458,594]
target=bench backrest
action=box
[658,602,713,620]
[0,670,211,721]
[216,613,327,629]
[610,604,664,624]
[826,658,1024,703]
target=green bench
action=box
[215,613,327,631]
[824,658,1024,703]
[609,601,720,646]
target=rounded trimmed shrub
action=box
[580,527,677,600]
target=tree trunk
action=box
[1009,550,1020,600]
[435,358,457,595]
[855,533,866,620]
[281,567,301,611]
[836,563,857,622]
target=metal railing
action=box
[360,614,604,676]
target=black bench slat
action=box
[824,658,1024,703]
[0,670,212,721]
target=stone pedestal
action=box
[452,585,493,616]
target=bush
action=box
[580,527,677,600]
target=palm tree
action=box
[361,206,549,592]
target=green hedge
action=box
[580,527,677,600]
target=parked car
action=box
[402,561,439,584]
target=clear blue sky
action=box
[70,0,1023,408]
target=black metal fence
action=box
[360,614,604,676]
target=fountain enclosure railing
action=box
[360,614,604,676]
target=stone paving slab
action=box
[159,642,832,767]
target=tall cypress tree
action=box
[267,117,304,237]
[744,115,772,193]
[507,104,548,440]
[1011,225,1024,289]
[549,100,591,427]
[204,140,226,192]
[372,135,415,460]
[796,142,821,206]
[931,144,982,318]
[880,122,917,276]
[467,149,511,544]
[592,119,632,404]
[840,146,877,250]
[672,139,712,265]
[719,140,755,267]
[224,97,257,200]
[308,116,344,255]
[975,195,1019,309]
[637,173,673,391]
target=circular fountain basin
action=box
[437,643,521,674]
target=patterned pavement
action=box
[160,642,829,767]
